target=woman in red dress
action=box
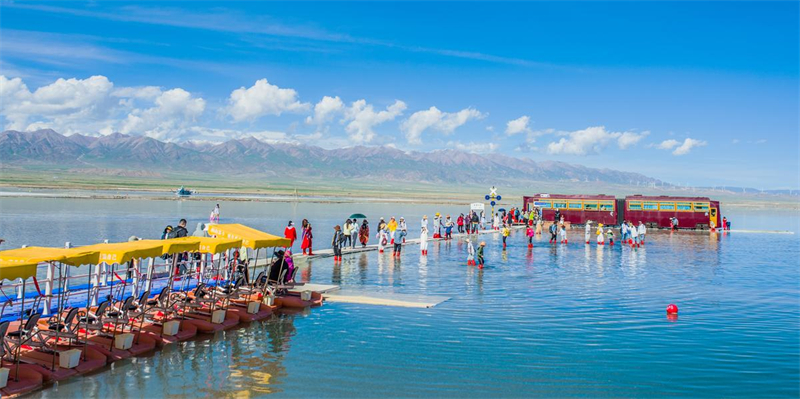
[301,224,313,255]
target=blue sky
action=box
[0,1,798,189]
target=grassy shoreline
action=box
[1,180,798,209]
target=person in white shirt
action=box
[584,221,592,244]
[421,215,428,231]
[399,217,408,243]
[466,238,475,265]
[420,226,429,255]
[629,222,639,247]
[638,221,646,244]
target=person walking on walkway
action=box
[359,220,370,248]
[342,219,353,248]
[332,225,344,262]
[420,225,429,255]
[301,223,314,255]
[284,221,297,248]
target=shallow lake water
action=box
[1,197,798,398]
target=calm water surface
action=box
[0,197,798,398]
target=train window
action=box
[628,202,642,210]
[643,202,658,210]
[553,202,567,209]
[659,202,676,210]
[539,201,552,209]
[584,202,598,211]
[568,202,583,209]
[599,202,614,211]
[694,203,709,211]
[676,202,692,211]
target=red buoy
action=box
[666,304,678,314]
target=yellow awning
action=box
[195,237,243,254]
[0,258,39,281]
[160,237,201,255]
[0,246,100,267]
[206,224,290,249]
[0,246,100,279]
[78,240,169,265]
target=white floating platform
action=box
[323,290,449,308]
[288,283,340,294]
[726,229,795,234]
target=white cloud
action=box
[342,99,406,143]
[0,75,116,133]
[226,79,309,122]
[657,139,680,150]
[187,126,290,143]
[731,139,740,144]
[112,86,162,100]
[546,126,647,155]
[671,138,706,155]
[505,115,532,136]
[618,131,649,149]
[0,75,207,139]
[305,95,344,125]
[447,141,498,154]
[400,106,484,144]
[119,88,206,141]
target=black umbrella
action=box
[498,208,506,213]
[349,213,367,219]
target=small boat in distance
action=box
[173,186,195,197]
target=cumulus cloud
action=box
[505,115,532,136]
[656,139,680,150]
[447,141,498,154]
[655,138,706,155]
[305,95,344,125]
[546,126,648,155]
[618,131,649,149]
[671,138,706,155]
[0,74,207,139]
[0,75,115,131]
[342,99,406,143]
[401,106,484,144]
[119,88,206,141]
[226,79,309,122]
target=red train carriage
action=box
[623,195,721,229]
[523,194,618,226]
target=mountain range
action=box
[1,129,664,186]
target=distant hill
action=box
[1,129,664,186]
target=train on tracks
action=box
[522,194,721,230]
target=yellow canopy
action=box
[78,240,169,265]
[195,237,243,254]
[160,237,201,255]
[206,224,290,249]
[0,258,39,281]
[0,246,100,279]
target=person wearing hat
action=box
[596,223,605,245]
[638,221,646,245]
[387,217,398,244]
[398,217,407,243]
[358,219,369,248]
[420,224,429,256]
[421,215,428,231]
[606,228,615,246]
[332,225,344,262]
[433,213,441,238]
[584,220,592,244]
[476,241,486,269]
